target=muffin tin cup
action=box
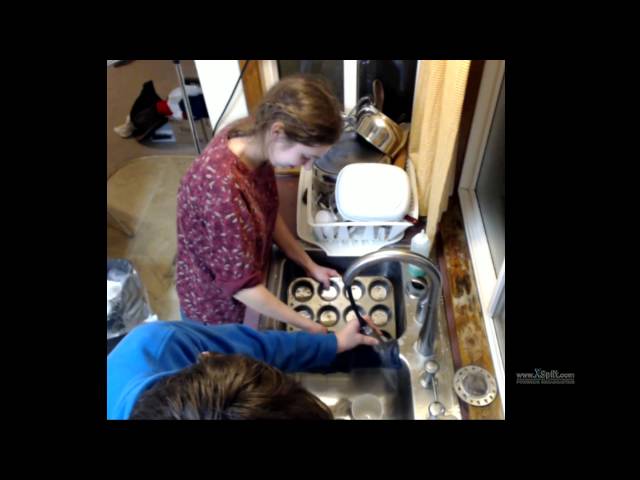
[343,280,365,301]
[317,305,340,327]
[369,305,392,327]
[291,279,315,302]
[294,305,314,321]
[318,280,340,301]
[287,276,396,339]
[344,305,366,323]
[369,280,391,302]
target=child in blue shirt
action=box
[107,318,379,420]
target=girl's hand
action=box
[306,263,341,289]
[335,315,380,353]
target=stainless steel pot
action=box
[353,99,407,158]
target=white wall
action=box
[194,60,248,132]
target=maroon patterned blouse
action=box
[176,126,279,325]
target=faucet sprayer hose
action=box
[345,282,385,343]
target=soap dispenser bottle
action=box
[408,228,430,277]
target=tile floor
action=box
[107,155,195,320]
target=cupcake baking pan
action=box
[287,276,397,339]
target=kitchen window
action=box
[458,60,505,411]
[357,60,417,123]
[262,60,417,121]
[476,77,505,274]
[278,60,344,104]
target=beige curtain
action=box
[409,60,470,252]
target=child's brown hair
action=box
[229,74,343,146]
[130,352,333,420]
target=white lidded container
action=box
[335,163,411,222]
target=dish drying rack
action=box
[296,159,419,256]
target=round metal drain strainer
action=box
[453,365,498,407]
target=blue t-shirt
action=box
[106,321,337,420]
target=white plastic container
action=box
[335,163,411,222]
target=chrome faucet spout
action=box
[342,249,442,358]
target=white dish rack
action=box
[296,159,419,256]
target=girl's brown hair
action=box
[130,353,333,420]
[228,74,343,146]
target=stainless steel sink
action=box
[262,247,461,420]
[291,362,415,420]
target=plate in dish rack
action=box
[296,167,408,256]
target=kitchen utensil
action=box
[354,100,407,158]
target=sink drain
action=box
[453,365,498,407]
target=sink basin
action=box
[262,247,462,420]
[292,362,415,420]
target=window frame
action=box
[458,59,506,415]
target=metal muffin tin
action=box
[287,276,397,338]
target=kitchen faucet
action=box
[342,248,442,358]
